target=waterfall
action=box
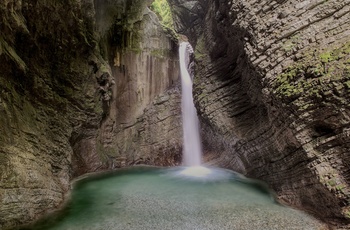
[179,42,202,167]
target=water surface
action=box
[21,166,324,230]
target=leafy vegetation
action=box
[150,0,174,29]
[282,35,300,52]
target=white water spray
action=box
[179,42,202,166]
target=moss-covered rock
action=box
[274,41,350,105]
[170,0,350,227]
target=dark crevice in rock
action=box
[313,123,336,137]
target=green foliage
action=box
[274,41,350,102]
[336,184,346,191]
[320,51,335,63]
[345,81,350,89]
[282,35,300,52]
[151,49,169,58]
[345,210,350,218]
[150,0,174,29]
[194,36,206,60]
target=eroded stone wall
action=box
[71,0,182,176]
[0,0,105,228]
[170,0,350,226]
[0,0,181,228]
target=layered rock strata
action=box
[169,0,350,226]
[0,0,103,228]
[72,0,181,176]
[0,0,181,228]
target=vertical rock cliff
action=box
[0,0,102,228]
[72,0,181,176]
[169,0,350,226]
[0,0,181,228]
[2,0,349,228]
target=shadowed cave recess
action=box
[0,0,350,229]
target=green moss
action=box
[96,141,108,161]
[126,47,141,54]
[130,31,142,49]
[282,35,300,52]
[99,63,110,73]
[104,146,117,157]
[150,0,178,40]
[274,66,303,98]
[194,35,207,61]
[345,210,350,218]
[327,179,337,187]
[96,141,118,163]
[299,102,312,111]
[150,0,174,29]
[335,184,346,191]
[93,99,103,115]
[319,51,334,63]
[344,81,350,89]
[150,49,169,58]
[274,41,350,100]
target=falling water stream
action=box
[179,42,202,167]
[177,41,216,178]
[20,43,325,230]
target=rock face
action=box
[169,0,350,226]
[0,0,181,228]
[72,0,182,176]
[2,0,349,228]
[0,0,102,228]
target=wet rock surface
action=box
[0,0,181,228]
[74,0,182,176]
[0,0,103,228]
[169,0,350,227]
[1,0,350,229]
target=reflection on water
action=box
[20,166,323,230]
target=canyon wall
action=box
[0,0,181,228]
[0,0,102,228]
[2,0,349,228]
[169,0,350,226]
[72,0,182,176]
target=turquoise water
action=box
[20,166,323,230]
